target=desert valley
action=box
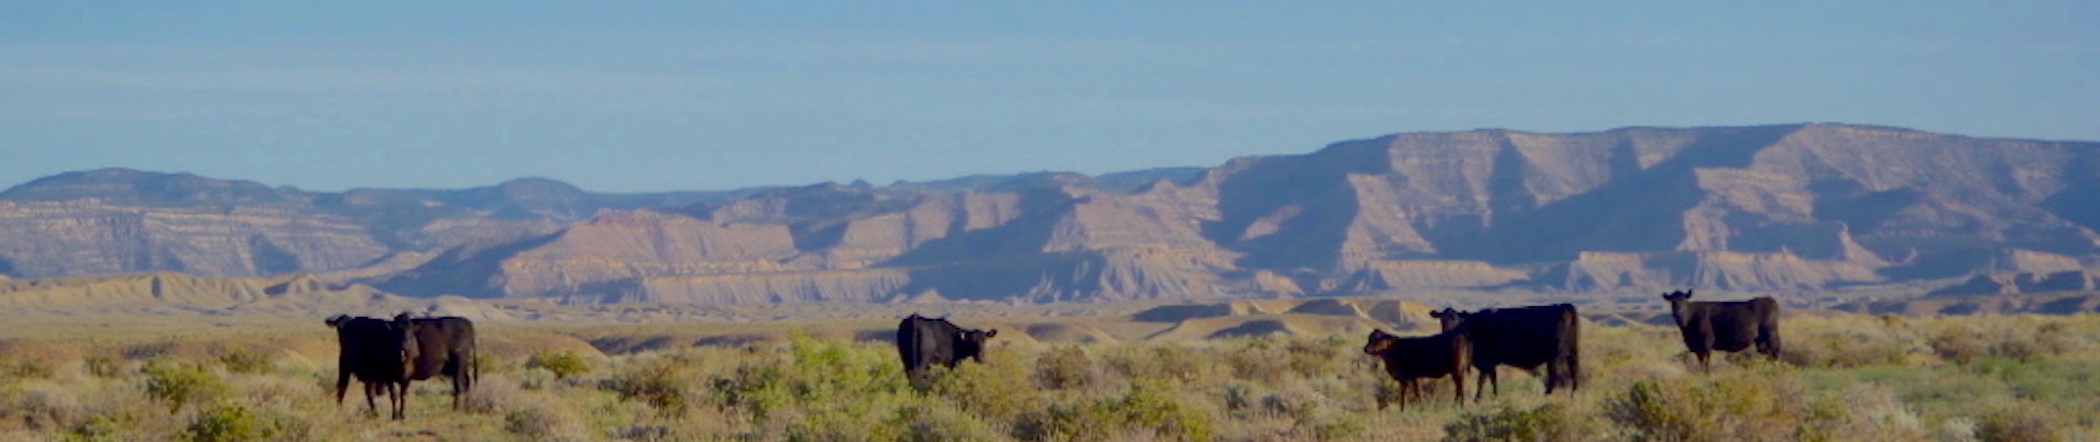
[3,124,2099,441]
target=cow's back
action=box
[1469,305,1577,368]
[896,315,958,374]
[1387,332,1468,378]
[408,317,477,379]
[1700,299,1774,352]
[334,317,407,382]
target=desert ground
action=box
[2,291,2098,442]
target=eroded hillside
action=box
[3,124,2097,304]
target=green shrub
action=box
[526,350,592,380]
[1224,339,1291,384]
[1258,385,1326,421]
[84,354,125,378]
[930,355,1036,424]
[180,402,307,442]
[1973,402,2063,442]
[505,401,588,442]
[1032,345,1093,390]
[606,358,691,415]
[1443,403,1598,442]
[67,415,127,442]
[1222,380,1260,415]
[144,359,227,411]
[2,356,57,380]
[888,402,1008,442]
[1291,414,1367,442]
[710,363,789,419]
[1605,369,1841,442]
[1283,336,1347,379]
[14,383,84,431]
[1108,381,1214,441]
[1010,381,1212,442]
[1783,325,1914,368]
[1103,344,1208,383]
[211,346,274,374]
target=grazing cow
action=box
[1660,289,1781,369]
[1434,304,1582,400]
[325,314,416,420]
[400,314,480,411]
[894,314,997,386]
[1362,328,1469,410]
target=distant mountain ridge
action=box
[3,123,2096,304]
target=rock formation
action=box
[3,124,2098,304]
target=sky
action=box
[3,1,2095,193]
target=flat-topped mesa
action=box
[6,124,2100,301]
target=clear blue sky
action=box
[4,1,2094,192]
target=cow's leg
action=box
[1543,361,1559,395]
[1412,378,1427,405]
[393,380,411,420]
[1451,372,1467,406]
[1760,331,1783,362]
[1473,366,1497,401]
[361,381,381,417]
[398,381,410,420]
[1401,379,1414,405]
[452,374,466,410]
[335,371,351,405]
[446,352,467,410]
[1700,336,1717,371]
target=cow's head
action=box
[956,328,998,363]
[392,313,422,374]
[1430,308,1466,332]
[1661,290,1694,307]
[1363,329,1400,355]
[1661,290,1695,322]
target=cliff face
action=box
[0,200,390,278]
[5,124,2099,303]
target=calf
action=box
[1434,304,1582,400]
[401,314,480,411]
[1660,289,1781,369]
[895,314,997,387]
[1362,328,1469,410]
[324,314,416,419]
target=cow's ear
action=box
[1685,289,1694,299]
[984,329,997,338]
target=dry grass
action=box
[0,313,2094,441]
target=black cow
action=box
[1434,304,1582,400]
[325,314,416,419]
[1660,289,1782,369]
[1362,328,1469,410]
[895,314,997,387]
[400,314,480,411]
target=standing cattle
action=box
[1434,304,1582,400]
[325,314,416,420]
[1660,289,1781,369]
[894,314,997,387]
[1362,328,1469,410]
[400,314,480,411]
